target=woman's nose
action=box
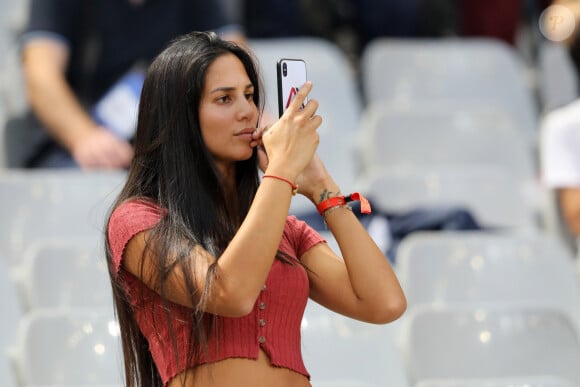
[237,97,257,121]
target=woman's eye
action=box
[245,93,254,101]
[217,95,231,103]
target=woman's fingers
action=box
[257,145,269,172]
[285,81,312,115]
[250,125,267,147]
[300,98,319,120]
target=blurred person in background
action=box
[540,0,580,254]
[541,99,580,252]
[4,0,243,169]
[459,0,523,45]
[548,0,580,79]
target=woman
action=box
[105,31,406,387]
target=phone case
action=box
[277,58,307,117]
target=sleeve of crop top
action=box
[107,200,164,276]
[286,216,326,259]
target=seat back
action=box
[357,102,536,180]
[16,308,123,385]
[361,38,537,135]
[359,166,538,231]
[0,170,126,267]
[405,307,580,385]
[303,301,409,387]
[22,237,113,311]
[396,231,580,327]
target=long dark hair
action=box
[104,31,264,386]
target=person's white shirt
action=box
[540,99,580,261]
[541,99,580,188]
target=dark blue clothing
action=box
[25,0,231,105]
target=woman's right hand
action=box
[260,82,322,180]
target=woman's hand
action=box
[252,82,322,181]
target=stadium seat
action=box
[404,307,580,385]
[357,101,536,180]
[0,170,125,267]
[15,308,123,385]
[358,166,538,231]
[361,38,537,136]
[396,231,580,328]
[20,236,113,311]
[413,376,579,387]
[303,301,409,387]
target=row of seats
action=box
[4,232,580,386]
[1,170,580,386]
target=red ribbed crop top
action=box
[107,199,325,385]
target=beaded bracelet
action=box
[321,204,353,219]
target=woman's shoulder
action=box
[112,197,165,219]
[109,197,165,235]
[107,197,165,271]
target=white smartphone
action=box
[277,58,307,117]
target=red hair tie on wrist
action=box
[262,175,298,196]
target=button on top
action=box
[261,285,267,291]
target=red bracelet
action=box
[262,175,298,196]
[316,192,372,216]
[316,196,347,215]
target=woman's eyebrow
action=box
[209,83,254,94]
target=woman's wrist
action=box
[262,174,298,196]
[316,192,372,217]
[263,165,298,184]
[311,186,342,205]
[307,176,341,204]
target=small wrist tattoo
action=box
[318,189,342,204]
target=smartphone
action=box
[277,58,307,117]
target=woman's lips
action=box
[235,128,255,139]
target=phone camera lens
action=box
[282,62,287,76]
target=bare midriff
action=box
[166,348,312,387]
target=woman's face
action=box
[199,53,259,173]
